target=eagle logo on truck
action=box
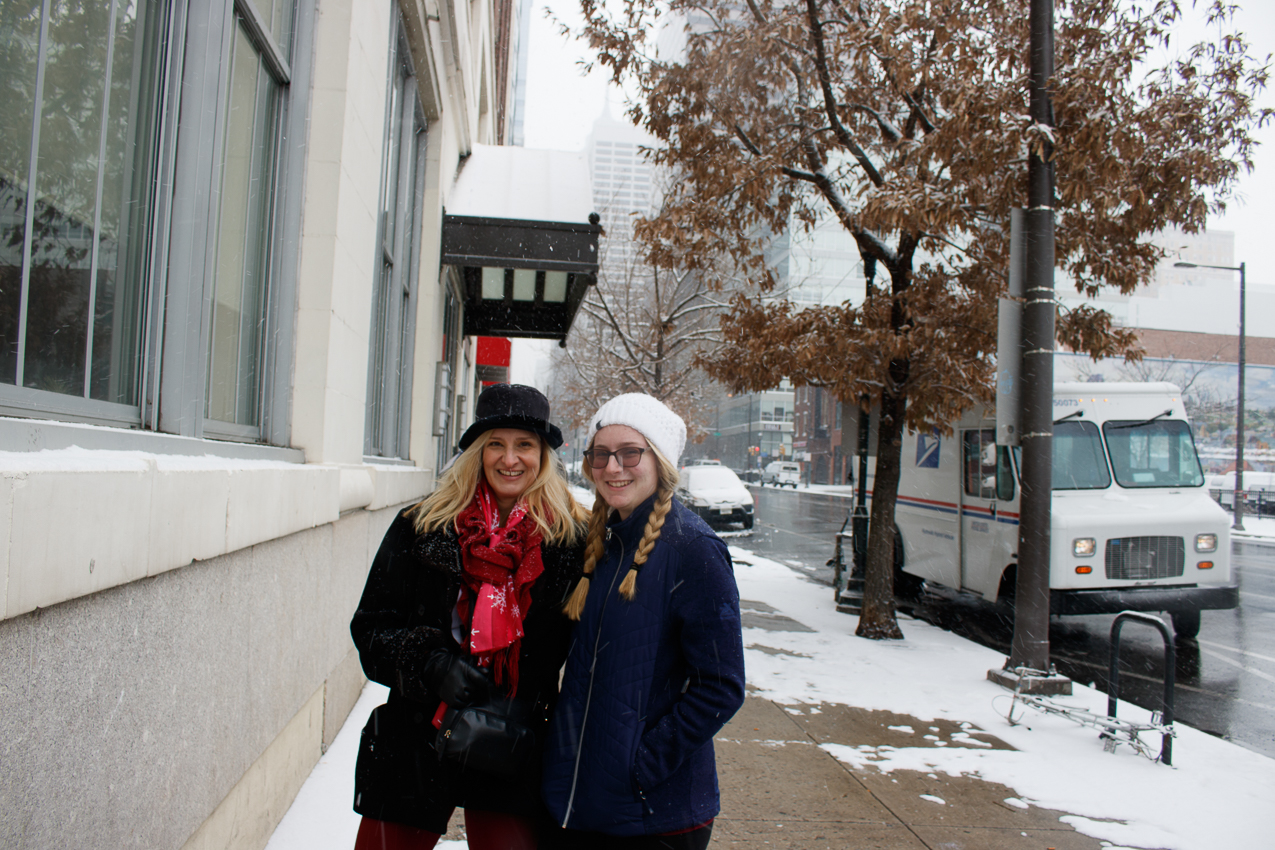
[916,432,941,468]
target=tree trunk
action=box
[857,381,905,640]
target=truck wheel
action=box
[1171,610,1201,640]
[893,528,924,601]
[894,567,923,601]
[742,515,754,529]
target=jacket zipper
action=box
[562,528,624,828]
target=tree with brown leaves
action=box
[570,0,1270,638]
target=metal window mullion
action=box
[235,49,266,426]
[142,0,185,432]
[233,0,290,83]
[381,75,417,454]
[15,0,54,388]
[248,51,284,431]
[111,0,154,408]
[206,25,243,425]
[364,24,401,456]
[396,118,426,460]
[83,0,123,399]
[230,34,262,426]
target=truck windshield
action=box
[1052,420,1111,490]
[1103,419,1204,488]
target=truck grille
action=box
[1105,537,1185,581]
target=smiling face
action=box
[481,428,543,516]
[590,424,658,520]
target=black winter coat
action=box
[350,508,585,833]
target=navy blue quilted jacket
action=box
[541,494,746,836]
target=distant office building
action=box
[586,109,659,274]
[509,0,533,145]
[792,385,853,485]
[687,384,795,472]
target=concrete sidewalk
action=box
[708,599,1110,850]
[338,694,1111,850]
[714,693,1103,850]
[270,547,1271,850]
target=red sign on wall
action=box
[476,336,512,367]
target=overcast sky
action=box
[512,2,1275,386]
[521,0,1275,269]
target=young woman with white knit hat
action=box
[540,393,746,849]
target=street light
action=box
[1175,260,1247,530]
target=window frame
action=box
[0,0,314,450]
[159,0,312,445]
[0,0,179,429]
[364,16,426,461]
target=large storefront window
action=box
[1,0,167,417]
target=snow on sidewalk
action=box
[268,542,1274,850]
[730,546,1274,850]
[263,682,466,850]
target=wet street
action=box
[732,484,1275,760]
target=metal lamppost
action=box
[1175,261,1246,530]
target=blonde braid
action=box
[618,485,673,600]
[564,493,610,620]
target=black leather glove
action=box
[425,648,491,707]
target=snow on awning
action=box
[441,145,600,343]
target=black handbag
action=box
[434,695,537,781]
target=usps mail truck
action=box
[888,382,1236,638]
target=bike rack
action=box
[1107,611,1176,765]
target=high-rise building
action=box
[509,0,533,145]
[585,108,659,275]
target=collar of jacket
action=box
[606,492,660,548]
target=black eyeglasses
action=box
[582,447,647,469]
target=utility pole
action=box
[991,0,1070,695]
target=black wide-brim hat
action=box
[458,383,564,451]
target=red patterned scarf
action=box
[454,480,544,696]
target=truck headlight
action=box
[1195,533,1217,553]
[1072,538,1096,557]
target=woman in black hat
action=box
[350,384,587,849]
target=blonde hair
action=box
[410,434,586,545]
[563,439,680,620]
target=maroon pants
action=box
[354,810,538,850]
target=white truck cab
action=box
[890,382,1236,637]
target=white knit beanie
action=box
[588,394,686,465]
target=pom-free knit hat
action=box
[587,393,686,464]
[459,383,564,450]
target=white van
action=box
[1207,470,1275,514]
[763,461,801,488]
[885,382,1236,638]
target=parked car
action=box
[763,461,801,488]
[679,465,755,529]
[736,468,763,484]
